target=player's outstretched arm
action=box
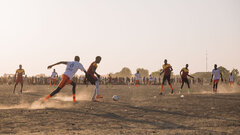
[94,72,100,78]
[160,70,164,76]
[170,67,173,72]
[47,61,67,69]
[188,75,194,79]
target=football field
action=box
[0,84,240,135]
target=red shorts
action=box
[50,78,56,82]
[16,78,23,84]
[213,79,219,84]
[58,74,72,88]
[136,80,140,84]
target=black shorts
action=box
[162,75,171,85]
[182,78,189,84]
[86,74,97,85]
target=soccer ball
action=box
[112,95,119,101]
[180,95,184,98]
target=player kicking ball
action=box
[160,59,174,95]
[13,64,25,94]
[210,64,223,93]
[85,56,103,102]
[179,64,194,94]
[43,56,87,103]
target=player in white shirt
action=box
[49,69,58,88]
[148,75,153,86]
[135,71,141,87]
[210,64,223,93]
[229,72,234,86]
[43,56,87,103]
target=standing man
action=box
[148,75,153,86]
[179,64,194,94]
[43,56,87,103]
[13,65,25,94]
[229,72,234,86]
[49,69,58,88]
[160,59,174,95]
[135,71,141,87]
[86,56,103,102]
[210,64,223,93]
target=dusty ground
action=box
[0,84,240,135]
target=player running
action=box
[43,56,87,103]
[49,69,58,88]
[179,64,194,94]
[229,72,234,86]
[13,64,25,94]
[160,59,174,95]
[85,56,103,102]
[135,71,141,87]
[210,64,223,93]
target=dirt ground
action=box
[0,84,240,135]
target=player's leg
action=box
[167,76,174,94]
[43,75,68,102]
[180,78,184,93]
[20,81,23,94]
[92,80,98,101]
[95,80,103,98]
[212,81,216,93]
[49,79,52,88]
[186,79,190,93]
[70,81,76,102]
[160,77,166,95]
[13,81,19,93]
[215,81,219,93]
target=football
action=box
[112,95,119,101]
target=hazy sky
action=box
[0,0,240,76]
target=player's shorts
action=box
[16,77,23,84]
[213,79,219,84]
[230,81,234,85]
[136,80,140,84]
[162,75,171,84]
[181,78,189,83]
[86,73,97,85]
[58,74,72,88]
[50,78,56,82]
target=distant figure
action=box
[43,56,87,103]
[49,69,58,88]
[85,56,103,102]
[135,71,141,87]
[160,59,174,95]
[179,64,194,94]
[8,76,12,85]
[108,74,112,85]
[210,64,223,93]
[148,75,153,86]
[229,72,234,86]
[13,65,25,94]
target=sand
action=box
[0,84,240,135]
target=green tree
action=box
[218,66,230,80]
[136,68,149,78]
[112,67,132,78]
[231,69,239,77]
[150,69,163,78]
